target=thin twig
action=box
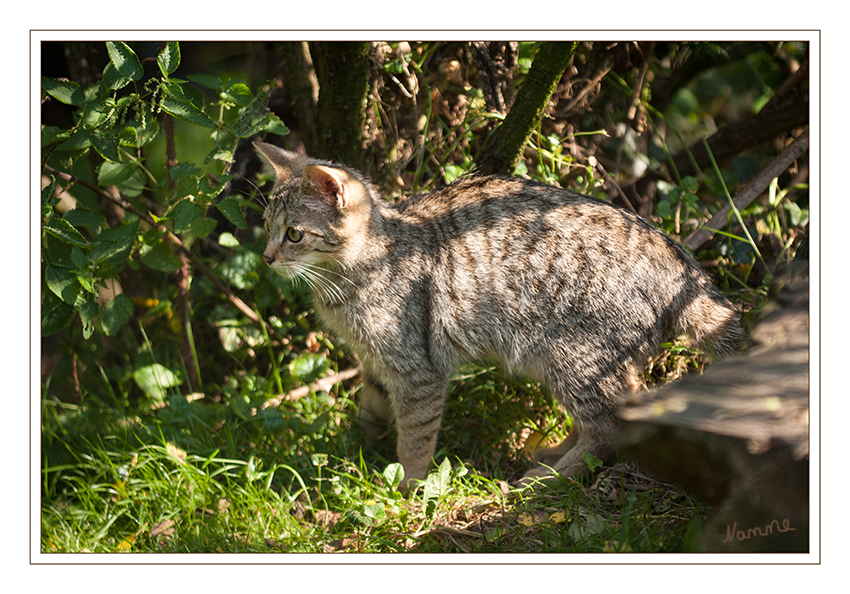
[262,367,361,409]
[683,128,809,252]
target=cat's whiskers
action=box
[288,261,349,304]
[241,177,269,209]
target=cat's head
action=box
[254,142,377,296]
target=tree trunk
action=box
[476,42,578,176]
[281,41,320,156]
[315,42,371,169]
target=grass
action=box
[41,338,715,554]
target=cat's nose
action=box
[262,252,275,265]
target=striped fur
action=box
[255,142,745,489]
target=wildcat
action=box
[254,141,745,490]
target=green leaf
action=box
[57,128,92,152]
[382,463,405,490]
[89,127,121,162]
[264,114,289,137]
[97,161,137,187]
[41,76,85,106]
[101,294,134,336]
[117,169,147,197]
[41,293,76,336]
[101,62,132,91]
[43,218,89,247]
[45,266,82,304]
[172,200,202,233]
[160,97,217,129]
[81,97,115,128]
[78,298,99,339]
[106,41,143,81]
[70,247,87,269]
[89,219,140,265]
[157,42,181,77]
[140,241,183,272]
[64,206,106,230]
[216,197,247,229]
[42,125,71,147]
[223,82,253,106]
[583,452,603,472]
[133,363,181,404]
[288,353,329,383]
[190,217,216,238]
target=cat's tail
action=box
[676,290,746,358]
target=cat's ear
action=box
[300,165,359,216]
[253,141,308,184]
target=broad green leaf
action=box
[64,206,106,230]
[172,200,201,233]
[218,231,240,248]
[382,463,404,490]
[223,82,253,106]
[97,161,137,187]
[157,42,181,77]
[160,98,217,129]
[216,197,247,229]
[264,115,289,137]
[288,352,329,383]
[42,125,71,147]
[140,241,183,272]
[106,41,143,81]
[41,76,85,106]
[101,294,134,336]
[190,217,216,238]
[41,294,76,336]
[101,62,132,91]
[162,80,188,102]
[89,127,121,162]
[88,219,140,265]
[45,265,82,304]
[70,247,87,269]
[81,97,115,128]
[117,169,147,197]
[43,218,88,247]
[57,128,92,152]
[133,362,181,404]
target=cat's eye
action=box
[286,227,304,243]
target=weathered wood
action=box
[615,260,809,552]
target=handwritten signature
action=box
[722,519,796,543]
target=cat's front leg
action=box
[390,377,450,492]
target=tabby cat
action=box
[254,141,744,490]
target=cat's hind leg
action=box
[357,380,394,444]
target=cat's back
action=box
[389,175,675,259]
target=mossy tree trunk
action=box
[314,42,371,169]
[477,42,578,176]
[281,41,320,156]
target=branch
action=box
[683,128,809,251]
[42,164,271,333]
[477,42,578,176]
[262,367,361,409]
